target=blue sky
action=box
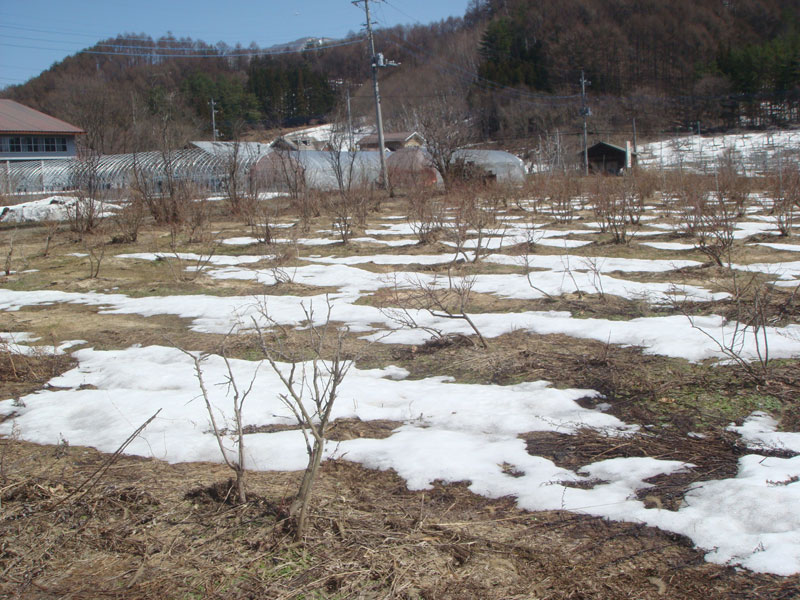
[0,0,469,88]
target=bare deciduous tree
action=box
[405,95,475,190]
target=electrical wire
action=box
[0,37,366,60]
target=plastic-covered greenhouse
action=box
[2,143,526,196]
[251,150,382,192]
[2,148,248,195]
[453,149,527,184]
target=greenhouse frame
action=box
[2,142,527,196]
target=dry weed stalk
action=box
[3,228,14,276]
[42,220,59,256]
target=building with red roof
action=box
[0,100,85,162]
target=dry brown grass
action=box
[2,439,798,600]
[1,181,800,598]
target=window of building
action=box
[9,137,21,152]
[58,137,67,152]
[23,137,42,152]
[45,137,56,152]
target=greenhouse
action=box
[251,150,383,192]
[2,144,526,197]
[453,149,527,184]
[2,148,256,195]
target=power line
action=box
[0,37,366,59]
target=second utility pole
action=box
[580,70,590,176]
[354,0,389,189]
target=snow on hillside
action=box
[637,129,800,175]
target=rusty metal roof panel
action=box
[0,100,85,135]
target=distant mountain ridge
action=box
[264,37,338,53]
[4,0,800,155]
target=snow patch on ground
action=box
[1,344,798,575]
[729,412,800,454]
[0,196,119,223]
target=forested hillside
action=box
[4,0,800,154]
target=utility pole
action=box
[580,70,590,176]
[209,98,218,141]
[346,87,354,150]
[353,0,398,189]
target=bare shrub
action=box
[516,175,546,214]
[408,95,475,191]
[265,241,299,285]
[182,187,212,245]
[83,232,106,279]
[675,271,779,384]
[324,122,378,243]
[672,173,712,237]
[181,341,256,505]
[545,175,580,223]
[263,149,320,232]
[625,169,658,224]
[68,154,104,237]
[444,184,507,263]
[221,133,256,217]
[246,198,281,249]
[160,241,219,283]
[590,176,630,243]
[111,196,146,244]
[406,188,445,244]
[381,269,488,349]
[716,147,751,217]
[766,163,800,236]
[253,300,355,538]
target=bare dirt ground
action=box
[1,192,799,598]
[2,438,799,600]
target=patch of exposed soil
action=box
[522,429,743,511]
[1,440,797,599]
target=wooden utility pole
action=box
[346,87,354,150]
[353,0,397,189]
[210,98,218,142]
[580,70,590,176]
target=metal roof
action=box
[0,100,85,135]
[586,141,638,156]
[358,131,422,146]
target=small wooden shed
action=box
[584,142,637,174]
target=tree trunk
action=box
[290,438,325,540]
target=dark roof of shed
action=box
[0,100,85,135]
[359,131,422,145]
[586,141,637,156]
